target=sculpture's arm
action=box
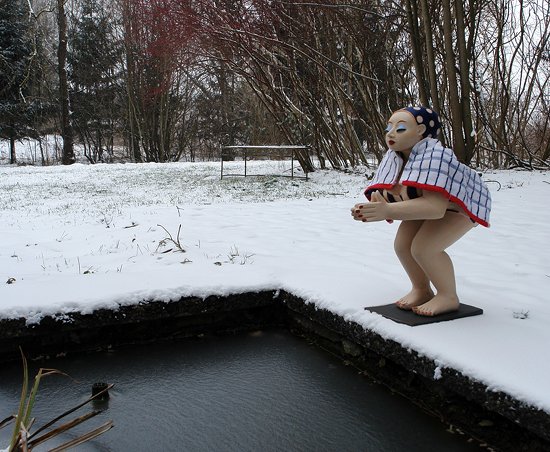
[351,190,448,222]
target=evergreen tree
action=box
[57,0,75,165]
[68,0,124,163]
[0,0,34,163]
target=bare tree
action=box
[118,0,199,162]
[14,0,546,170]
[472,0,549,169]
[191,0,409,169]
[405,0,549,167]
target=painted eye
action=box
[396,125,407,133]
[384,124,392,133]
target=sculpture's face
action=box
[384,111,426,154]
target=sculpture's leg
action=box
[410,212,475,316]
[394,219,435,310]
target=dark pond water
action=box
[0,330,482,451]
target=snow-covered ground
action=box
[1,158,549,415]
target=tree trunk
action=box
[419,0,441,115]
[454,0,475,163]
[9,134,16,164]
[404,0,429,106]
[57,0,75,165]
[121,0,142,163]
[218,59,235,146]
[441,0,466,161]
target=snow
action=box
[0,158,549,414]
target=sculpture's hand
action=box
[351,191,389,222]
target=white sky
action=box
[0,152,549,415]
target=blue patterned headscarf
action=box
[400,106,441,139]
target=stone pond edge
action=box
[0,290,547,451]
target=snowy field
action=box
[0,158,549,415]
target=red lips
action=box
[388,140,395,145]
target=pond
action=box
[0,329,482,451]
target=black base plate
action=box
[364,303,483,326]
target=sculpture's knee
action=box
[394,234,411,258]
[410,238,433,264]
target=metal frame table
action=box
[220,145,311,180]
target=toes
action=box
[412,298,459,317]
[412,306,434,316]
[396,300,413,310]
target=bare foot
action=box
[395,288,434,311]
[412,295,460,317]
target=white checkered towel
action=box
[365,138,491,227]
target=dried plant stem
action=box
[157,224,186,253]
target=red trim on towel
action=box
[363,182,490,228]
[363,183,394,200]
